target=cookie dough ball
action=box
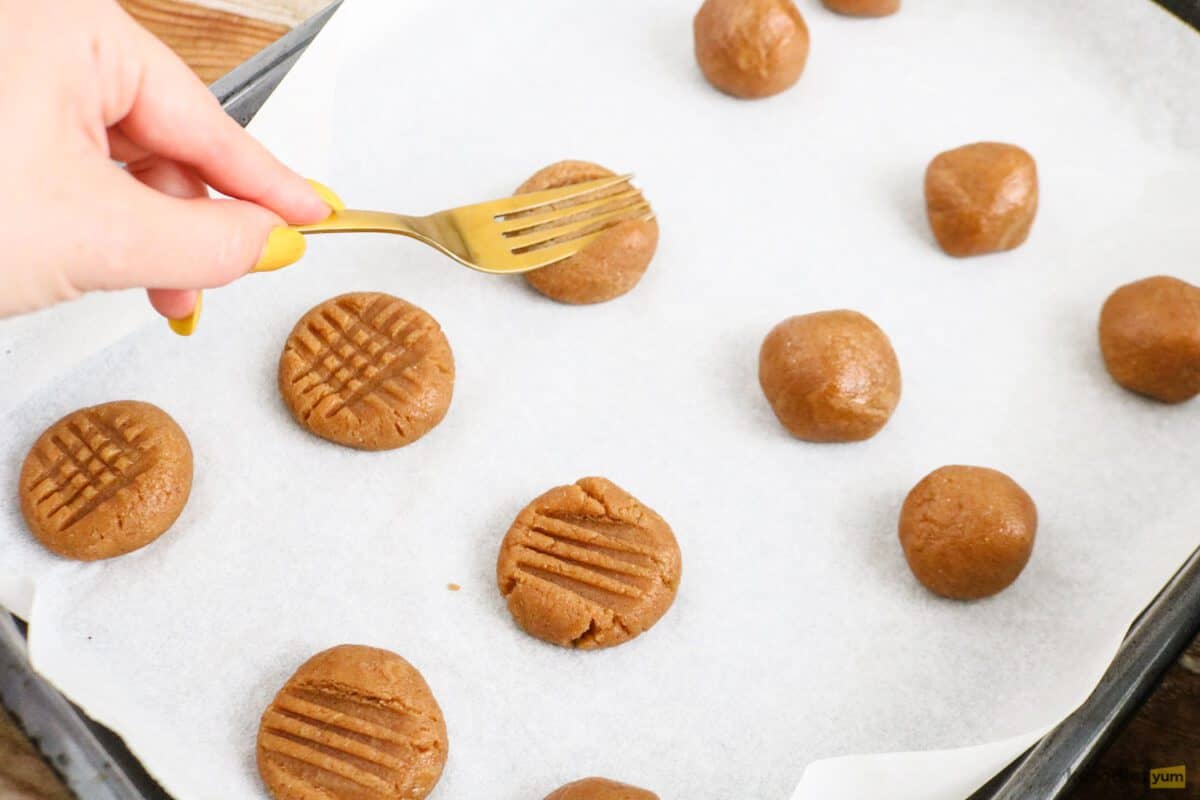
[515,161,657,305]
[497,477,682,649]
[822,0,899,16]
[545,777,660,800]
[257,644,448,800]
[693,0,810,99]
[19,401,192,561]
[899,466,1037,600]
[924,142,1038,257]
[758,310,901,442]
[278,292,454,450]
[1099,275,1200,403]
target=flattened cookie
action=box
[278,293,454,450]
[19,401,192,561]
[496,477,681,649]
[257,644,448,800]
[545,777,659,800]
[515,161,658,305]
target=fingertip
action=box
[168,292,202,336]
[306,179,344,212]
[290,179,334,223]
[148,288,198,320]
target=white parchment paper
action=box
[2,2,1200,798]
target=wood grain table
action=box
[1,2,1198,798]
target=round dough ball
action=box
[898,466,1037,600]
[257,644,448,800]
[515,161,658,304]
[545,777,660,800]
[497,477,682,650]
[693,0,810,99]
[924,142,1038,257]
[278,292,454,450]
[19,400,192,561]
[758,310,901,442]
[1099,275,1200,403]
[822,0,899,16]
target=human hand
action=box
[0,0,330,332]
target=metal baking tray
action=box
[1,2,1197,797]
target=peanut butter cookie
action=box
[758,310,901,442]
[497,477,681,649]
[694,0,810,98]
[924,142,1038,257]
[257,644,448,800]
[19,400,192,561]
[515,161,657,305]
[899,465,1037,600]
[1099,275,1200,403]
[545,777,660,800]
[822,0,899,16]
[278,293,454,450]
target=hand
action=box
[0,0,330,327]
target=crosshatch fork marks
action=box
[26,408,159,533]
[259,686,439,798]
[287,295,435,422]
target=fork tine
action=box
[497,188,644,235]
[504,213,656,272]
[506,201,652,252]
[482,174,634,218]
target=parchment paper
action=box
[2,2,1199,798]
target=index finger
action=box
[109,8,329,224]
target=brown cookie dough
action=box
[257,644,448,800]
[693,0,810,99]
[18,401,192,561]
[514,161,657,304]
[924,142,1038,257]
[758,310,901,442]
[545,777,660,800]
[496,477,681,650]
[1099,275,1200,403]
[278,292,454,450]
[898,466,1037,600]
[822,0,899,16]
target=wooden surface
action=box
[117,0,289,84]
[1,3,1198,799]
[0,706,72,800]
[1066,636,1200,798]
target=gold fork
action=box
[168,175,652,335]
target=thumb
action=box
[68,165,304,293]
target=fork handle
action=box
[291,210,424,236]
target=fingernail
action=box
[306,179,345,212]
[168,292,202,336]
[252,227,307,273]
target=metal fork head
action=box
[445,175,655,274]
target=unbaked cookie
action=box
[758,310,901,442]
[545,777,660,800]
[257,644,448,800]
[822,0,898,15]
[693,0,810,99]
[924,142,1038,257]
[496,477,681,649]
[278,292,454,450]
[19,400,192,561]
[515,161,657,304]
[898,465,1037,600]
[1099,275,1200,403]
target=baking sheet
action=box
[2,1,1200,798]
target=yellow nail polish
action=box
[307,179,345,212]
[252,227,307,273]
[168,292,202,336]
